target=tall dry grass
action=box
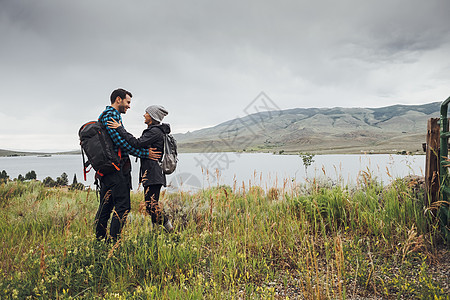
[0,172,448,299]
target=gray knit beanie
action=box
[145,105,168,123]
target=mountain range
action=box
[0,102,441,157]
[174,102,441,154]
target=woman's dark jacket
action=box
[116,123,171,187]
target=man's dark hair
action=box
[110,88,132,104]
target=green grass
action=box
[0,175,448,299]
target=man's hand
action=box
[149,148,162,161]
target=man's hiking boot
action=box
[163,219,174,233]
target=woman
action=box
[107,105,173,232]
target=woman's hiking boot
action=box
[163,219,174,233]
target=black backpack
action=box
[160,132,178,175]
[78,119,121,180]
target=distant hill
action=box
[1,102,440,156]
[174,102,441,154]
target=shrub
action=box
[56,172,69,186]
[43,176,56,187]
[0,170,9,183]
[25,170,37,180]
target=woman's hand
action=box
[107,117,122,129]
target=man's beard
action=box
[118,104,127,113]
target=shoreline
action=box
[0,149,426,157]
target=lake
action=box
[0,153,425,192]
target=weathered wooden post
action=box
[425,118,440,204]
[438,97,450,241]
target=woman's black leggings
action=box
[144,184,167,225]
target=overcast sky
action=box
[1,0,449,151]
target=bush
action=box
[70,182,85,191]
[43,176,56,187]
[25,171,37,180]
[69,174,84,190]
[56,172,69,186]
[0,170,9,183]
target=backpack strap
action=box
[99,108,123,166]
[162,134,167,161]
[154,125,168,159]
[81,146,87,181]
[111,148,121,171]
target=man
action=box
[95,88,160,242]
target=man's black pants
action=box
[95,171,131,241]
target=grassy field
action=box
[0,172,449,299]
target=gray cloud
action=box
[1,0,449,151]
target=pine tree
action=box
[56,172,69,186]
[25,170,37,180]
[0,170,9,182]
[72,174,78,185]
[70,173,84,190]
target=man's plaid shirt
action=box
[99,106,149,158]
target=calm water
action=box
[0,153,425,192]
